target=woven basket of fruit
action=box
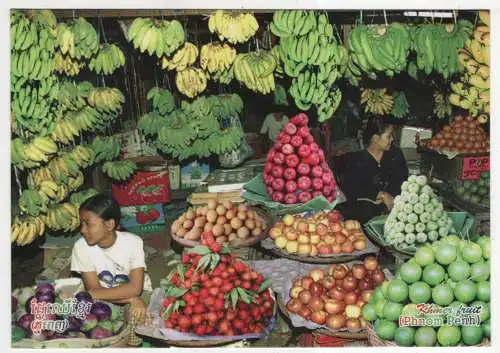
[135,233,278,346]
[12,282,131,348]
[263,210,379,264]
[171,200,271,248]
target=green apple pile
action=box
[385,175,455,249]
[362,235,490,346]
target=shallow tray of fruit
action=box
[171,200,271,248]
[12,282,130,348]
[136,235,277,346]
[278,257,392,333]
[362,235,490,347]
[262,210,379,263]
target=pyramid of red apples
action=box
[263,113,338,204]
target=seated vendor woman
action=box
[341,117,409,224]
[71,193,152,324]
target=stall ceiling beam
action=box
[52,9,276,18]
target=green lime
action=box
[437,325,461,346]
[414,327,437,347]
[374,319,397,341]
[362,303,377,321]
[415,246,435,267]
[435,243,457,265]
[470,261,490,282]
[453,280,477,303]
[482,319,490,338]
[383,301,404,321]
[423,263,446,286]
[447,260,471,281]
[387,280,409,303]
[461,243,482,264]
[471,301,489,322]
[461,325,483,346]
[395,326,416,346]
[476,281,490,302]
[375,298,387,319]
[432,284,454,306]
[409,281,432,304]
[399,262,423,284]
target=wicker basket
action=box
[366,324,490,347]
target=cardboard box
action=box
[112,170,171,206]
[181,161,210,189]
[114,129,158,159]
[120,204,166,235]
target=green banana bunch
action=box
[233,51,276,94]
[19,189,48,217]
[102,160,138,181]
[146,87,175,115]
[91,136,122,163]
[317,88,342,122]
[127,18,185,58]
[390,91,410,119]
[70,188,99,206]
[347,23,411,83]
[89,43,126,75]
[410,20,473,79]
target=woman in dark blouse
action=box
[340,117,409,224]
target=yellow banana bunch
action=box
[89,43,126,75]
[68,171,85,191]
[449,12,489,122]
[161,42,199,72]
[175,67,208,98]
[54,50,85,76]
[127,18,185,58]
[50,119,80,144]
[199,43,236,73]
[44,203,80,232]
[233,51,276,94]
[11,216,45,246]
[87,87,125,113]
[208,10,258,44]
[361,88,394,115]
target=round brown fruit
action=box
[228,233,238,242]
[207,200,218,210]
[237,227,250,239]
[326,314,345,329]
[364,256,378,271]
[351,264,367,280]
[310,310,328,325]
[245,219,256,230]
[308,296,324,312]
[286,299,302,313]
[206,210,218,223]
[204,222,214,232]
[298,290,312,304]
[230,217,243,230]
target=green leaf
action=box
[258,279,272,293]
[187,246,212,256]
[209,254,220,270]
[177,264,185,282]
[230,289,239,310]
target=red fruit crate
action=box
[112,171,171,206]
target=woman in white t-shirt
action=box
[71,193,150,324]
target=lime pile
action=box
[454,171,489,206]
[384,175,456,249]
[363,235,490,346]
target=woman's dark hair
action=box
[362,116,395,146]
[79,193,121,227]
